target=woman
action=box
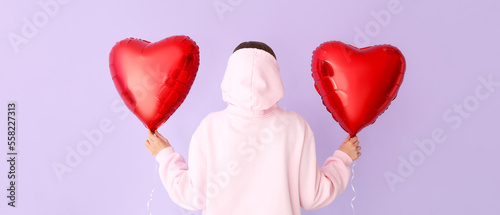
[145,41,361,214]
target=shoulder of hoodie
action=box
[196,108,314,143]
[275,108,311,126]
[199,108,311,128]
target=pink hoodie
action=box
[155,48,353,214]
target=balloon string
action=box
[350,161,357,215]
[147,159,158,215]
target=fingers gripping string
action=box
[147,159,158,215]
[350,161,357,215]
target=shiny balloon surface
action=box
[109,35,200,132]
[311,41,406,137]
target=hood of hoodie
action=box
[221,48,284,116]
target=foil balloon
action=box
[109,35,200,132]
[311,41,406,137]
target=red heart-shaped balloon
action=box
[109,35,200,132]
[311,41,406,137]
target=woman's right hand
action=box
[338,135,362,161]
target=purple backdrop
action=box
[1,0,499,214]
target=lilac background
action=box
[1,0,499,214]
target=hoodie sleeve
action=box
[155,121,207,210]
[299,130,353,210]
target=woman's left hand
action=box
[145,130,172,157]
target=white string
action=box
[350,161,357,215]
[147,159,158,215]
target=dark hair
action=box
[233,41,276,59]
